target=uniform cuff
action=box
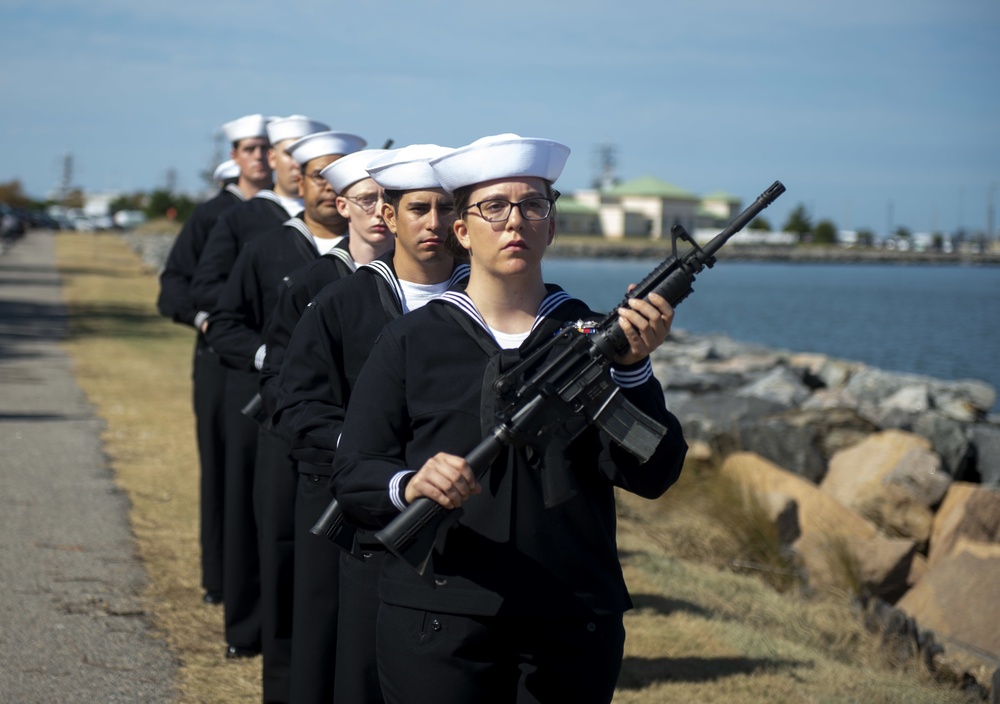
[610,358,653,388]
[389,470,417,512]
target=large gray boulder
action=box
[787,352,857,390]
[738,408,877,483]
[655,366,747,394]
[664,391,788,451]
[912,412,974,479]
[736,365,813,407]
[885,446,953,508]
[846,367,995,425]
[968,423,1000,487]
[932,380,997,422]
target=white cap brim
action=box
[365,144,454,190]
[267,115,331,145]
[213,159,240,181]
[429,133,570,193]
[287,131,367,166]
[319,149,388,193]
[221,114,269,143]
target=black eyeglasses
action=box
[464,197,554,223]
[343,193,383,213]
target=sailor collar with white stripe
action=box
[323,242,357,272]
[252,188,280,203]
[224,183,248,201]
[282,216,347,258]
[436,288,575,341]
[360,259,471,310]
[253,188,303,217]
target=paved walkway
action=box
[0,231,178,702]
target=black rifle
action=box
[241,392,269,426]
[324,180,785,577]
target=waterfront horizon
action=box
[542,257,1000,412]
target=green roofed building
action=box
[553,197,602,236]
[572,176,706,240]
[698,191,743,229]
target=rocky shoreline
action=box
[650,330,1000,694]
[548,240,1000,265]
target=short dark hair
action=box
[382,189,404,208]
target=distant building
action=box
[554,197,601,236]
[565,177,758,242]
[571,177,701,239]
[82,192,120,218]
[697,191,743,229]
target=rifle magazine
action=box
[592,387,668,463]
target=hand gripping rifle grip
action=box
[375,433,505,579]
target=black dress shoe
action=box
[202,591,223,605]
[225,644,261,659]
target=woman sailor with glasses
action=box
[331,134,687,703]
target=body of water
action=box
[542,258,1000,411]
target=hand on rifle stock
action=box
[404,452,482,509]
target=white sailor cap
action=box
[286,131,367,167]
[428,133,570,193]
[221,114,269,143]
[365,144,454,190]
[319,149,389,194]
[213,159,240,182]
[266,115,331,146]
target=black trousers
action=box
[192,339,226,595]
[335,547,385,704]
[290,469,340,704]
[376,605,625,704]
[222,369,262,650]
[256,428,298,703]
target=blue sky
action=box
[2,0,998,236]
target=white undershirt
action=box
[489,327,530,350]
[312,235,343,256]
[276,194,304,217]
[399,279,451,313]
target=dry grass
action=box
[54,231,980,704]
[624,457,801,591]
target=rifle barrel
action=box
[701,180,785,258]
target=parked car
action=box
[1,203,27,242]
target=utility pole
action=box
[988,182,996,241]
[958,187,964,235]
[59,152,74,203]
[593,142,618,190]
[203,129,227,191]
[165,167,177,194]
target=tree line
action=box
[0,179,197,223]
